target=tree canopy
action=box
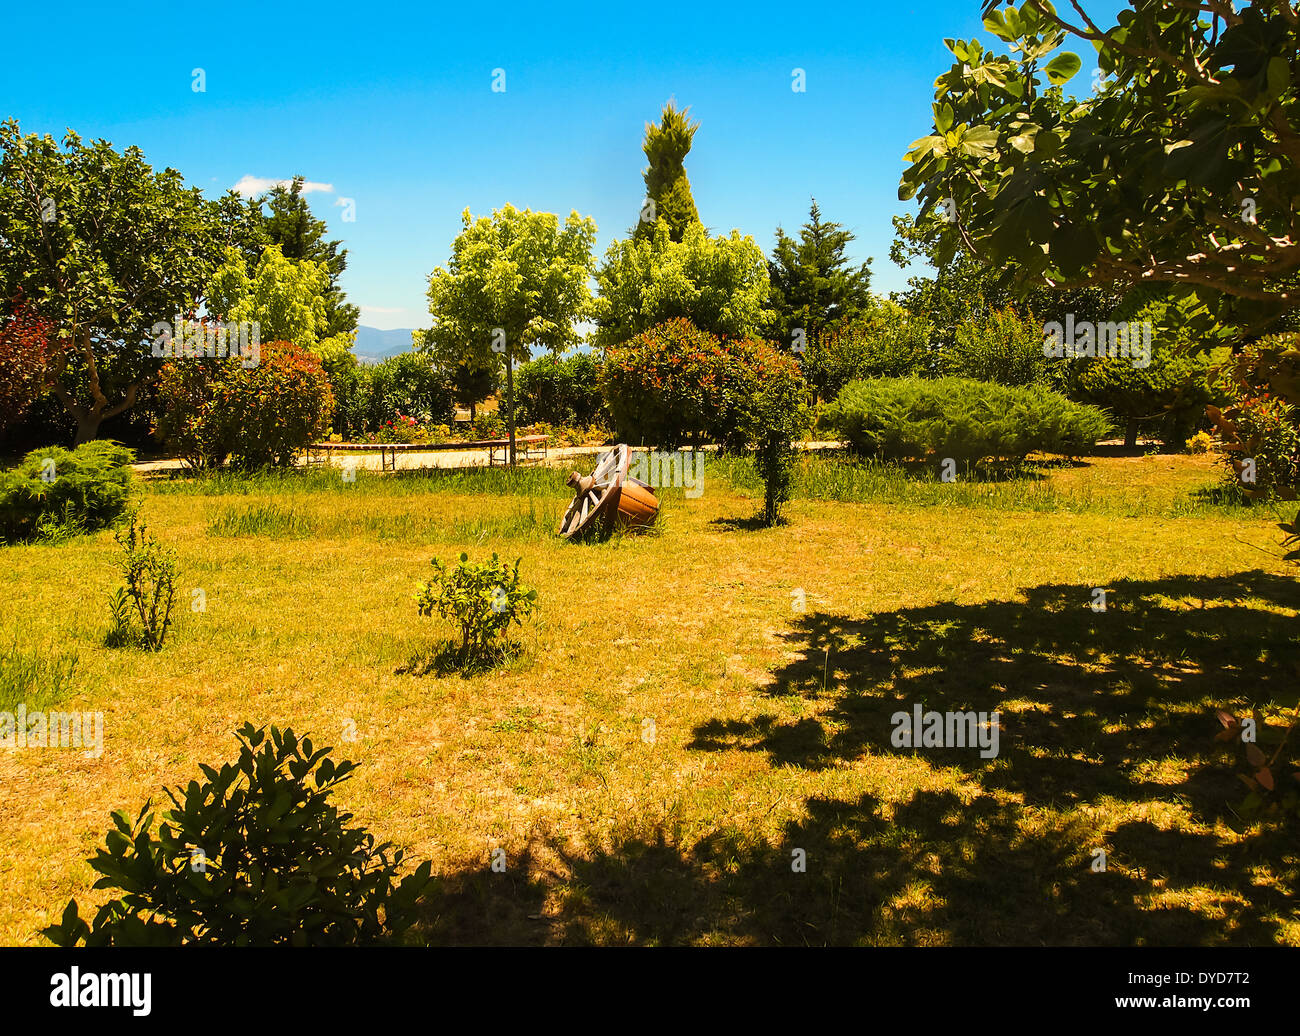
[634,102,701,243]
[0,120,244,441]
[421,204,598,460]
[594,221,773,349]
[257,177,359,337]
[208,245,331,353]
[767,198,874,345]
[899,0,1300,341]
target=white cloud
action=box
[360,306,406,315]
[231,175,335,198]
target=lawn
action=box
[1,451,1297,946]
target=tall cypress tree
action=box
[634,102,701,243]
[767,199,873,344]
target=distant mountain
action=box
[353,326,415,363]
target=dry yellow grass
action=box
[0,453,1296,945]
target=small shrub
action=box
[1065,301,1213,448]
[470,412,505,440]
[1208,334,1300,499]
[366,352,455,431]
[1209,393,1300,499]
[939,303,1051,387]
[414,552,538,665]
[109,511,179,651]
[730,347,808,525]
[1185,430,1215,454]
[601,318,796,451]
[1211,706,1300,825]
[0,296,60,437]
[820,377,1111,464]
[41,723,435,946]
[0,441,134,543]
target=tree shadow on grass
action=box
[414,571,1300,945]
[710,514,787,532]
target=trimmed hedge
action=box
[0,441,134,542]
[516,353,604,427]
[820,377,1111,463]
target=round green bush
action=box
[601,318,805,450]
[157,341,334,468]
[0,441,135,542]
[819,377,1111,463]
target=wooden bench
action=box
[306,435,548,472]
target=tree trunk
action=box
[74,415,102,445]
[1124,418,1139,450]
[505,353,516,468]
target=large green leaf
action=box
[1044,53,1082,85]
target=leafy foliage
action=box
[0,297,59,438]
[888,212,1127,353]
[598,318,730,449]
[108,510,178,651]
[422,204,597,462]
[257,176,359,337]
[803,303,934,399]
[820,377,1112,463]
[414,552,538,664]
[156,341,334,469]
[939,303,1054,387]
[0,440,134,543]
[207,244,330,353]
[42,723,435,946]
[767,199,873,346]
[593,221,773,350]
[734,349,809,525]
[634,102,701,243]
[516,352,605,427]
[0,121,251,441]
[1212,706,1300,825]
[899,1,1300,340]
[1208,333,1300,499]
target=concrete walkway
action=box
[130,441,849,477]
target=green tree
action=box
[422,204,597,464]
[594,221,773,349]
[767,199,873,347]
[1068,298,1213,448]
[0,122,240,442]
[448,361,497,422]
[410,330,498,422]
[207,245,330,351]
[803,301,935,400]
[634,102,701,243]
[889,213,1126,352]
[259,177,359,337]
[899,0,1300,344]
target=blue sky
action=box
[1,0,1115,331]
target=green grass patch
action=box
[711,452,1285,520]
[0,633,80,712]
